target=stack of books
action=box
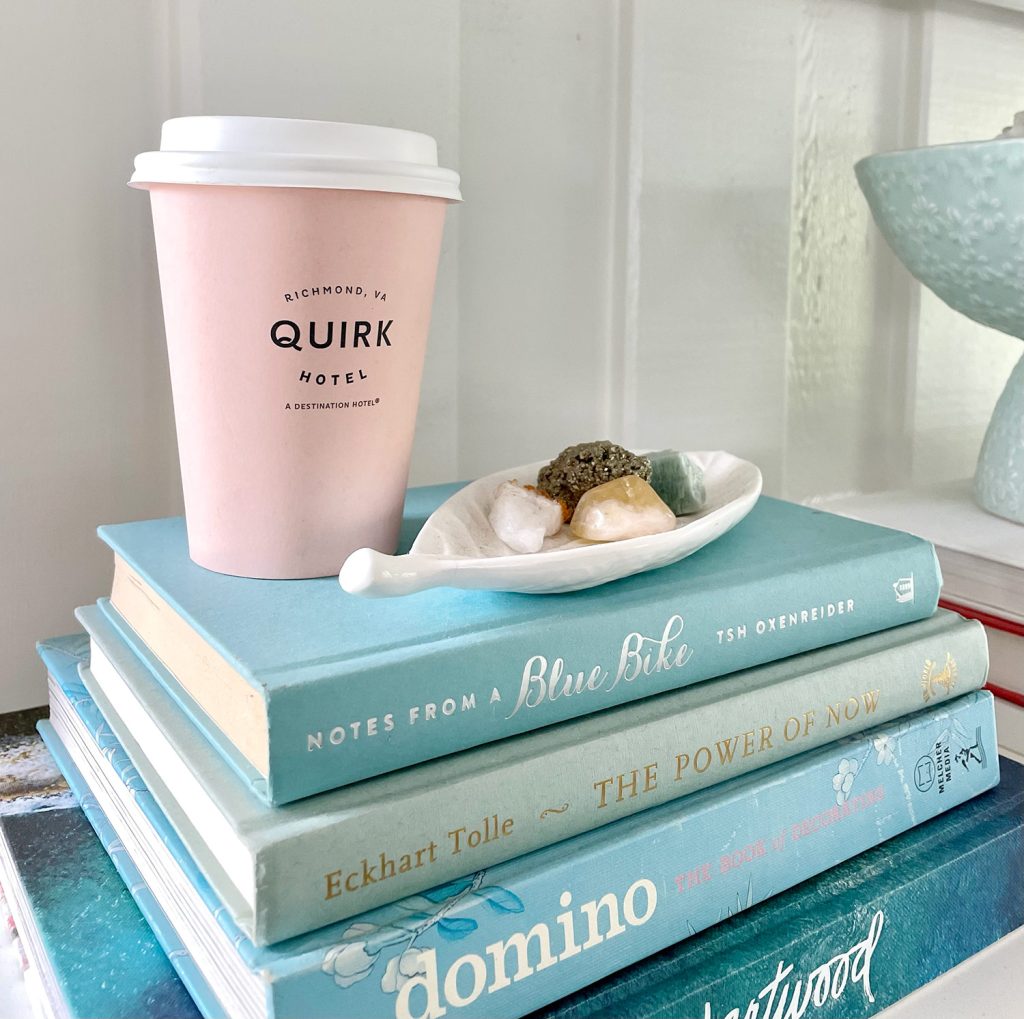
[14,482,1024,1017]
[820,480,1024,756]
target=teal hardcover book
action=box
[40,633,1003,1019]
[0,646,202,1019]
[98,489,941,804]
[0,807,203,1019]
[72,605,984,945]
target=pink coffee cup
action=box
[130,117,460,579]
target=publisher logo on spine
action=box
[893,575,914,603]
[916,727,987,794]
[921,653,957,704]
[913,756,935,792]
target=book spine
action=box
[939,596,1024,636]
[252,615,985,944]
[269,693,999,1018]
[995,696,1024,758]
[266,538,942,803]
[991,683,1024,709]
[939,598,1024,703]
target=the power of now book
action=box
[98,485,942,805]
[74,605,985,945]
[39,634,1000,1019]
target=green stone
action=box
[648,450,706,515]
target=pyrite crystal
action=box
[537,441,652,515]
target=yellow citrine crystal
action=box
[570,475,677,542]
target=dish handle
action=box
[339,548,450,597]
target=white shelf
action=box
[879,926,1024,1017]
[816,481,1024,568]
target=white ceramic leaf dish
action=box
[339,450,762,597]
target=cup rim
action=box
[130,116,462,202]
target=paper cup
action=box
[131,117,460,579]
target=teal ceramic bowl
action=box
[857,140,1024,523]
[856,140,1024,338]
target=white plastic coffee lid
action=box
[130,116,461,200]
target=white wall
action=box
[3,0,1024,710]
[1,3,183,713]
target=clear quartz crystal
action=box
[489,481,564,553]
[570,475,676,542]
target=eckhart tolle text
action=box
[324,815,515,901]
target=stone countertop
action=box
[0,706,47,738]
[1,705,56,1019]
[0,706,68,813]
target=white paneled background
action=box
[2,0,1024,710]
